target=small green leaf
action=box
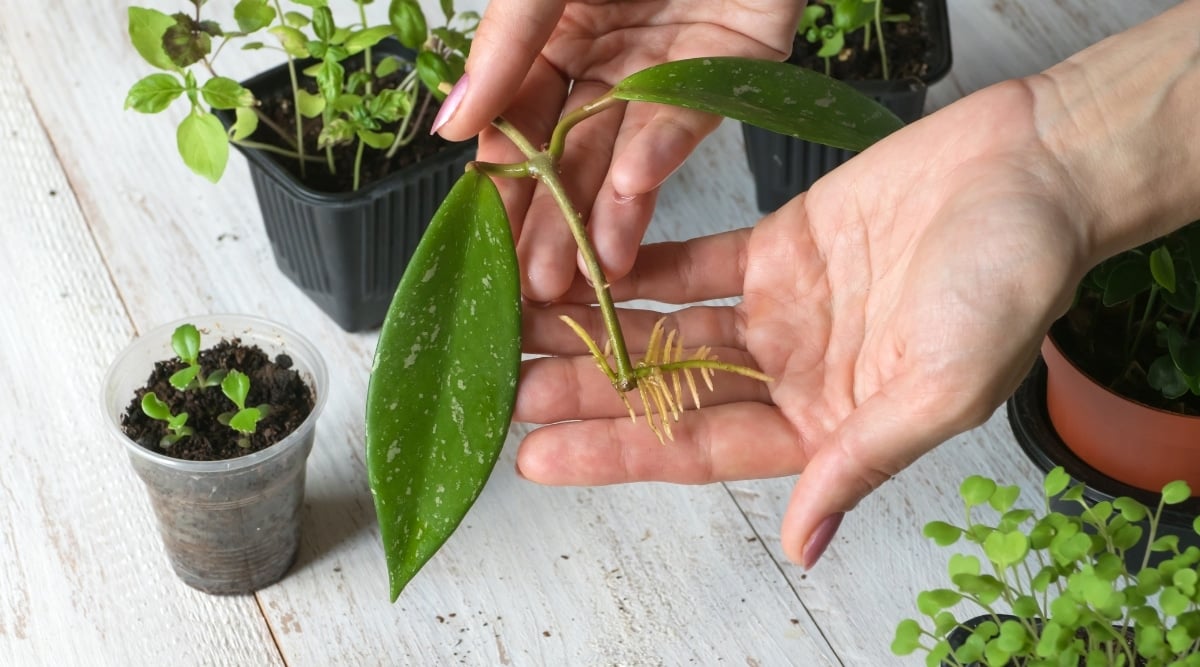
[128,7,178,71]
[201,77,254,110]
[389,0,428,50]
[1113,496,1148,522]
[960,475,997,508]
[141,392,172,421]
[169,366,199,391]
[375,56,403,78]
[233,0,276,33]
[1044,466,1070,497]
[891,619,921,655]
[177,111,228,183]
[613,57,902,152]
[296,88,326,118]
[988,484,1021,513]
[1163,480,1191,505]
[417,51,452,99]
[269,25,310,57]
[125,73,185,113]
[229,407,262,434]
[983,530,1029,569]
[357,129,395,149]
[366,170,521,602]
[1150,245,1177,293]
[231,107,259,141]
[916,589,961,616]
[221,369,251,410]
[345,25,395,54]
[1149,355,1190,399]
[312,6,335,41]
[922,520,962,546]
[162,14,214,68]
[316,60,345,101]
[284,11,310,28]
[171,324,201,363]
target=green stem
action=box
[357,0,373,96]
[492,113,638,390]
[252,108,298,150]
[267,0,307,179]
[646,359,771,383]
[385,72,423,158]
[353,138,365,191]
[233,139,325,162]
[472,161,531,179]
[875,1,891,80]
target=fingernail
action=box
[801,513,844,570]
[430,73,469,135]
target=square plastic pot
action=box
[222,42,477,332]
[741,0,952,212]
[101,314,329,594]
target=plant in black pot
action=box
[741,0,952,212]
[124,0,478,331]
[891,468,1200,666]
[1008,220,1200,561]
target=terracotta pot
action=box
[1042,335,1200,492]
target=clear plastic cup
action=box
[101,314,329,594]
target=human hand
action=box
[432,0,799,302]
[510,80,1093,567]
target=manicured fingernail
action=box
[801,513,844,570]
[430,73,469,135]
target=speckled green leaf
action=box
[613,57,902,152]
[366,169,520,602]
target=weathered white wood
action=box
[0,0,1184,665]
[0,34,283,667]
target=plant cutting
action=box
[364,58,904,600]
[891,468,1200,666]
[1008,221,1200,557]
[742,0,952,211]
[102,314,328,594]
[124,0,480,331]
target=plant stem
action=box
[357,0,373,96]
[491,114,638,390]
[252,108,299,150]
[875,0,891,80]
[271,0,307,179]
[353,138,365,191]
[233,139,325,162]
[385,72,423,158]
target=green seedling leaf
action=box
[375,56,402,78]
[1044,466,1070,497]
[960,475,997,508]
[416,51,452,99]
[229,407,263,434]
[172,323,201,363]
[923,520,962,546]
[312,6,335,42]
[177,111,229,183]
[1162,480,1191,505]
[128,7,178,71]
[983,530,1029,569]
[169,365,199,391]
[891,619,921,655]
[231,107,258,141]
[284,11,310,28]
[141,392,173,421]
[390,0,428,50]
[296,88,326,118]
[201,77,254,110]
[221,369,251,410]
[1166,326,1200,376]
[345,26,395,54]
[1114,496,1148,522]
[125,73,185,113]
[163,14,215,69]
[366,170,521,602]
[1150,245,1177,293]
[357,129,396,149]
[1149,355,1190,399]
[269,25,310,58]
[613,57,902,152]
[233,0,276,33]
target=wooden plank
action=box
[0,33,283,667]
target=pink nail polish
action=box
[801,513,844,570]
[430,73,469,135]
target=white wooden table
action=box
[0,1,1177,665]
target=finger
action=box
[435,0,566,141]
[475,59,569,241]
[777,373,991,568]
[522,303,742,356]
[582,106,723,283]
[515,402,804,485]
[514,345,772,424]
[558,229,752,304]
[518,80,626,301]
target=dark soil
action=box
[250,62,451,194]
[790,0,934,81]
[1053,295,1200,416]
[120,338,315,461]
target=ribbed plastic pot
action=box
[223,41,476,332]
[742,0,952,212]
[101,314,329,594]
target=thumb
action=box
[434,0,565,141]
[780,375,980,568]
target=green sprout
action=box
[797,0,910,78]
[167,323,227,391]
[217,369,269,448]
[139,392,194,448]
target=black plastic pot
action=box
[1008,358,1200,568]
[742,0,952,212]
[221,42,475,331]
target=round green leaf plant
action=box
[365,57,905,601]
[893,467,1200,666]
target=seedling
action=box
[218,370,270,448]
[797,0,910,78]
[140,392,194,448]
[892,468,1200,666]
[366,57,904,600]
[168,323,227,390]
[125,0,477,189]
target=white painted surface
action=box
[0,1,1175,664]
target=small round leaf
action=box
[176,111,229,183]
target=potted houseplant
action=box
[742,0,953,211]
[891,468,1200,666]
[101,314,328,594]
[1008,220,1200,558]
[363,58,905,600]
[124,1,478,331]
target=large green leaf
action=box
[366,170,521,602]
[612,57,903,152]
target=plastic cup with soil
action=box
[101,314,328,594]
